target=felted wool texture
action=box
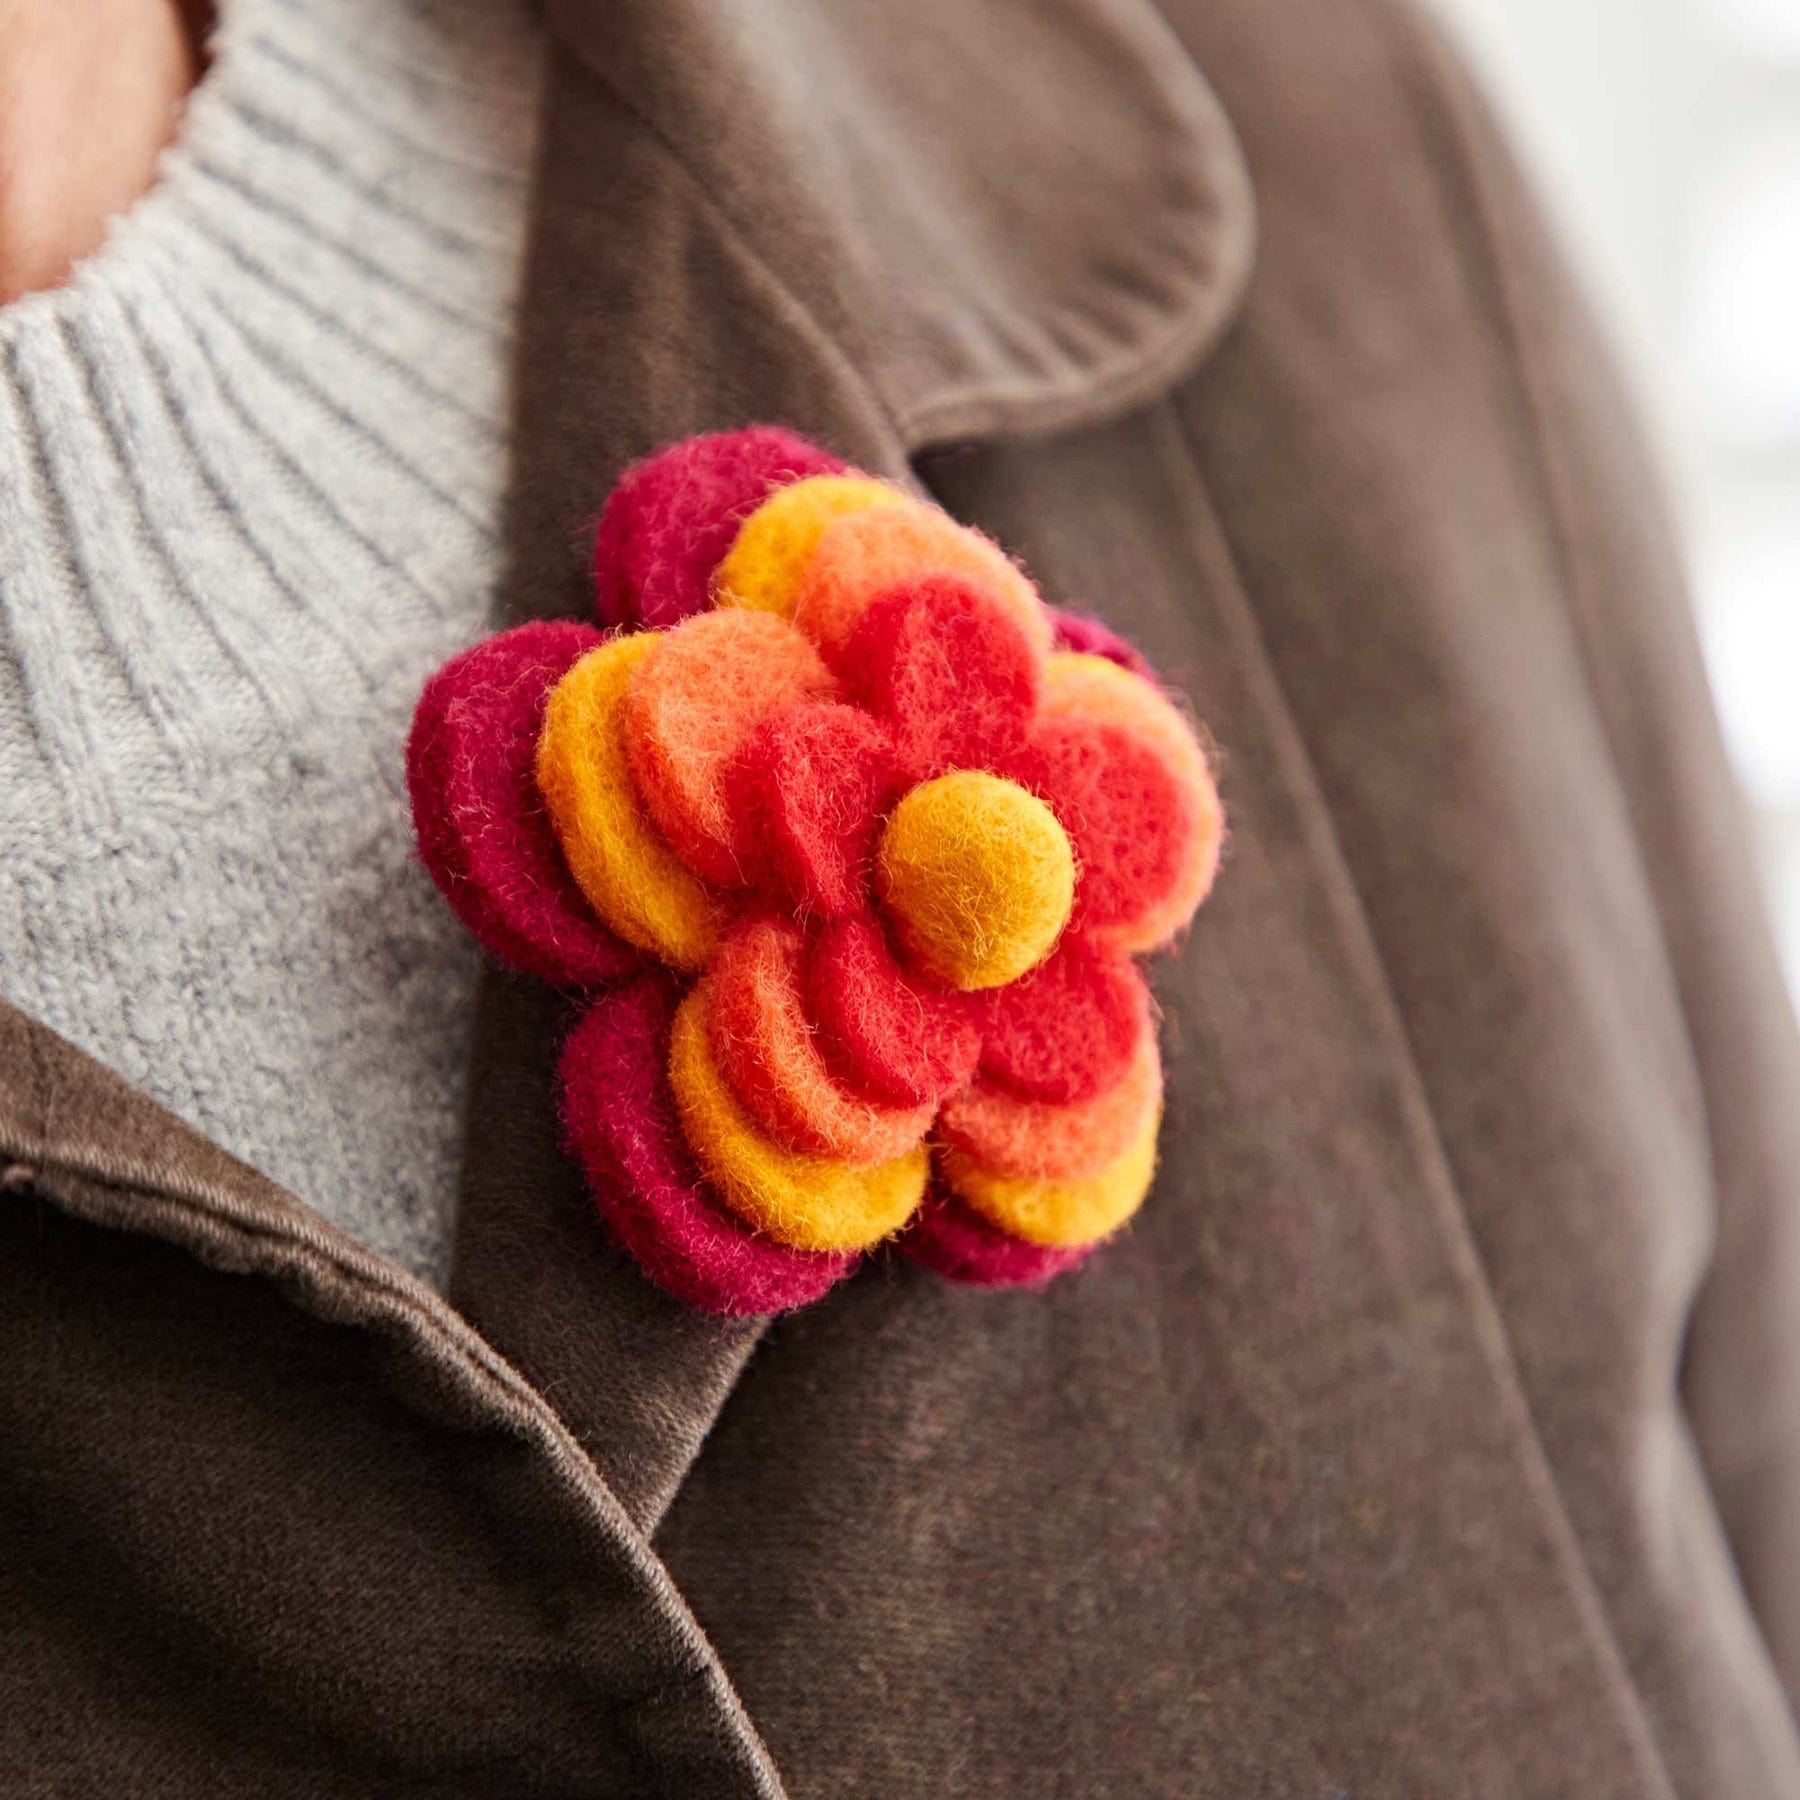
[708,917,934,1165]
[938,1101,1162,1248]
[1018,716,1198,950]
[558,974,852,1315]
[536,633,722,972]
[807,913,982,1107]
[876,771,1075,991]
[840,574,1041,783]
[978,933,1150,1104]
[714,473,906,617]
[898,1188,1092,1289]
[792,503,1054,666]
[1050,610,1156,679]
[591,426,845,629]
[729,702,898,919]
[1041,651,1223,948]
[669,979,931,1253]
[406,621,638,989]
[622,609,836,887]
[939,1029,1163,1183]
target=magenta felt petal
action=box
[1050,609,1156,678]
[591,426,845,629]
[898,1188,1092,1288]
[559,975,856,1315]
[406,620,638,988]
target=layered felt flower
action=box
[407,427,1223,1314]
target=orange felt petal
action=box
[939,1029,1162,1184]
[793,504,1052,667]
[1039,652,1223,949]
[623,609,836,887]
[709,916,934,1166]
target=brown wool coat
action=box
[6,0,1800,1792]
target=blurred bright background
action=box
[1436,0,1800,1000]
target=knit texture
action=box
[0,0,544,1286]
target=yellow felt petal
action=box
[1041,652,1224,952]
[938,1100,1161,1248]
[714,474,908,617]
[536,634,722,971]
[670,982,930,1252]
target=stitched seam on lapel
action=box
[546,19,1255,458]
[1155,395,1681,1798]
[553,56,910,466]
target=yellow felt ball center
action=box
[875,772,1075,992]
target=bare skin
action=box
[0,0,210,304]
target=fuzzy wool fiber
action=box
[669,980,930,1252]
[559,974,852,1313]
[536,634,722,970]
[876,771,1074,991]
[592,427,844,629]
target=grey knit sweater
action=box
[0,0,544,1287]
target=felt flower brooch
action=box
[407,428,1222,1314]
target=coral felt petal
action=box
[807,913,982,1107]
[793,504,1053,665]
[729,702,898,918]
[558,976,852,1316]
[977,934,1150,1104]
[536,633,723,971]
[1040,652,1223,948]
[406,620,638,988]
[592,427,844,629]
[1015,714,1201,950]
[669,980,930,1253]
[708,917,933,1165]
[940,1031,1163,1183]
[938,1102,1161,1248]
[622,610,836,886]
[841,574,1041,781]
[898,1188,1092,1289]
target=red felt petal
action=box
[591,427,845,630]
[1014,716,1197,940]
[977,934,1149,1105]
[728,703,900,918]
[559,974,854,1315]
[898,1187,1092,1288]
[807,914,982,1108]
[1050,609,1155,679]
[406,621,638,988]
[839,573,1041,781]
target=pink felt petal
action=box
[898,1187,1092,1288]
[592,427,846,630]
[559,975,855,1315]
[839,573,1041,782]
[1050,609,1156,679]
[407,621,638,988]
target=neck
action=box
[0,0,208,304]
